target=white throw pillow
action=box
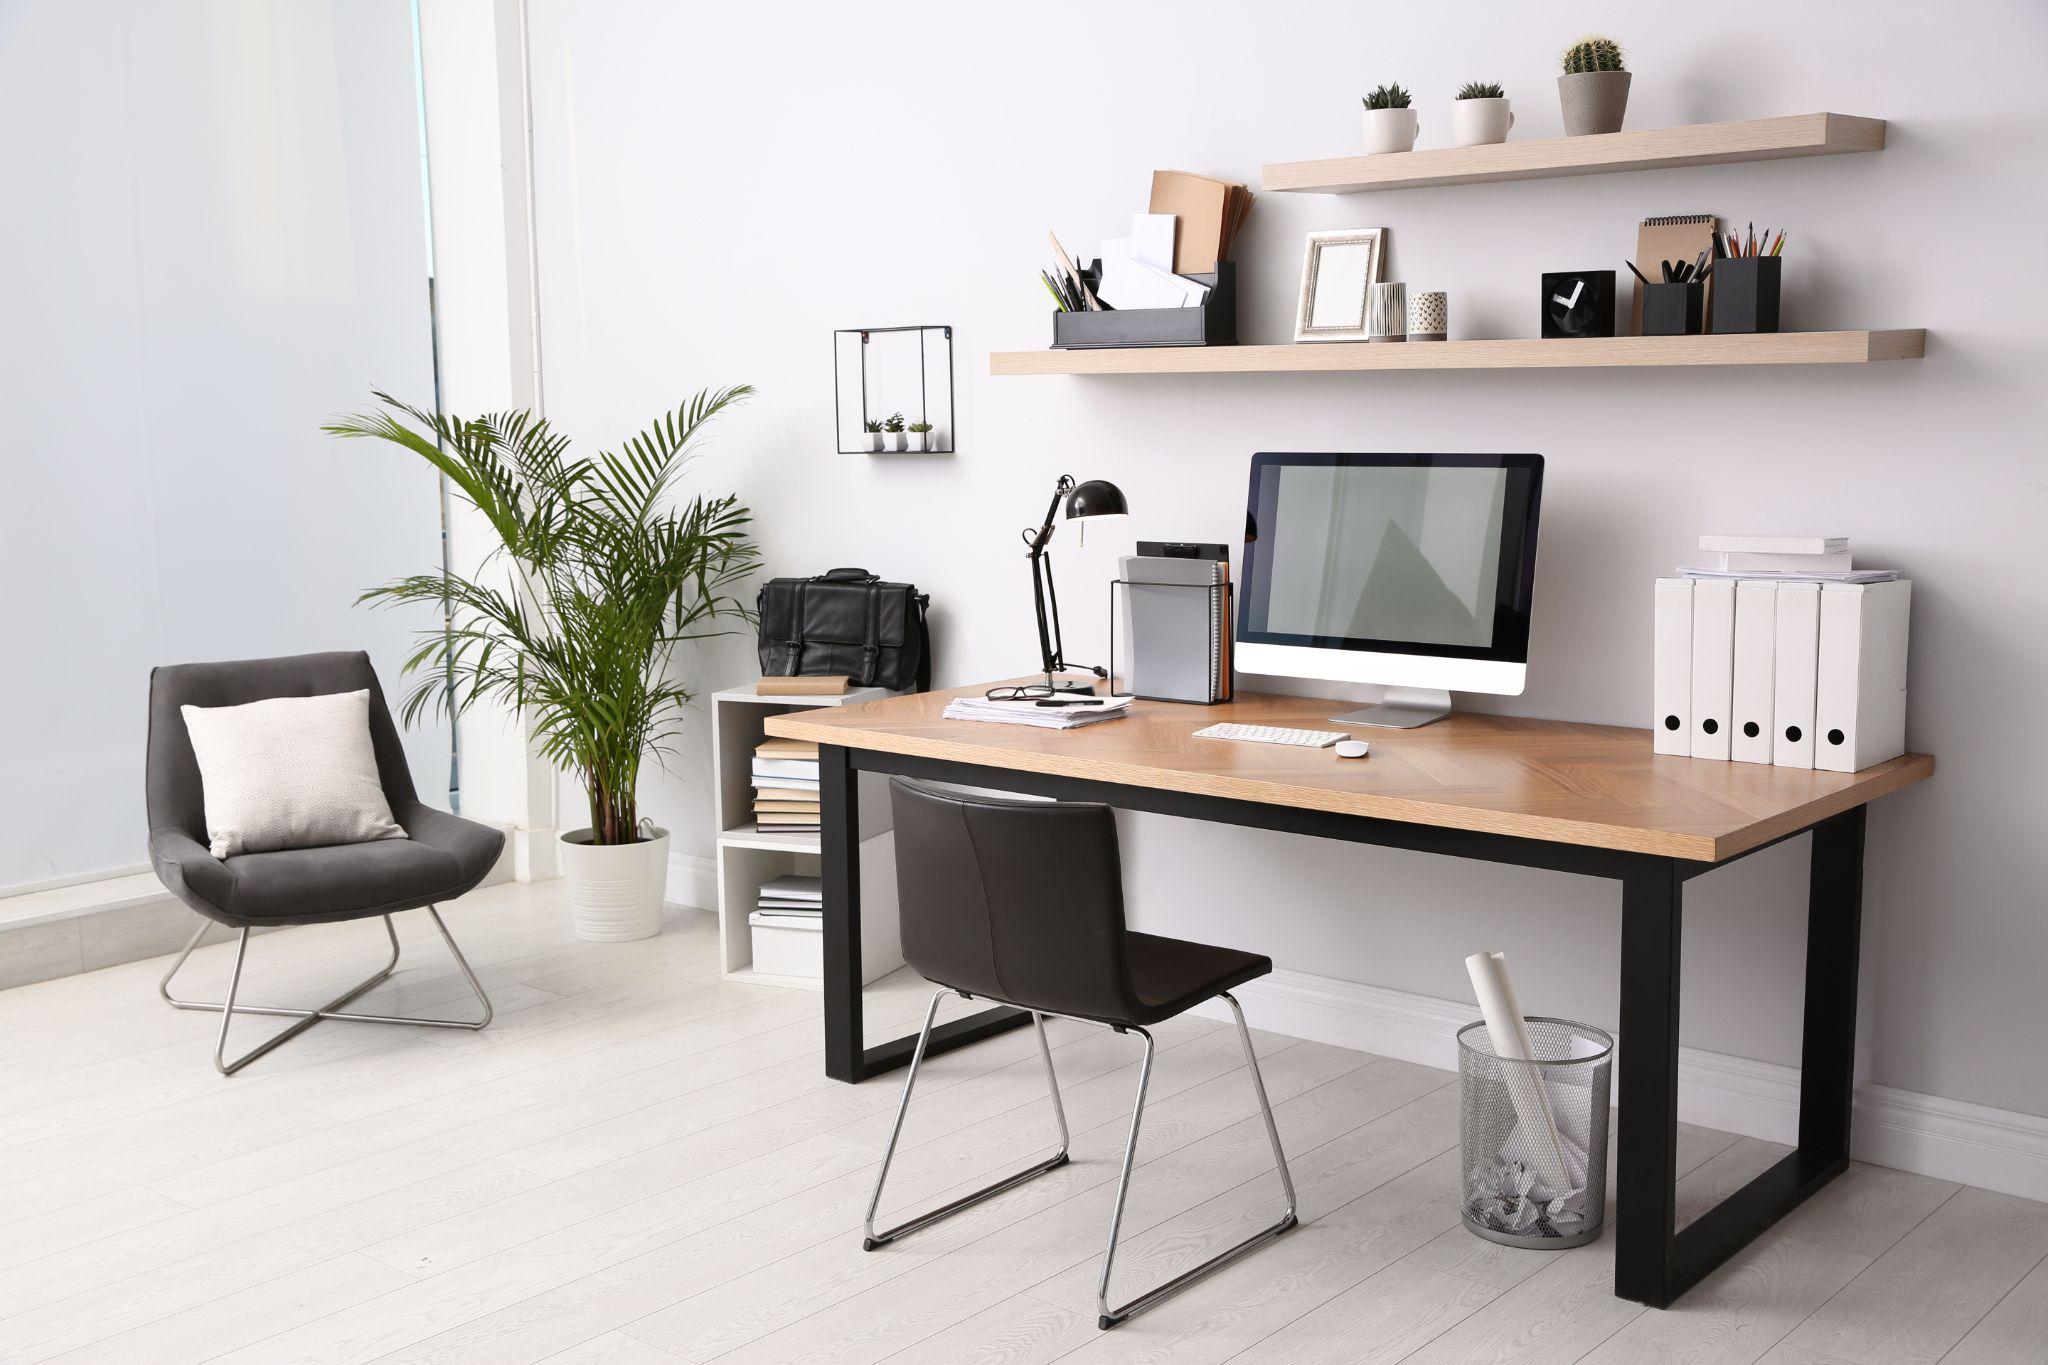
[180,689,407,858]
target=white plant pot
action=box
[559,826,669,942]
[863,432,883,452]
[1451,97,1514,147]
[1361,106,1419,155]
[906,431,930,452]
[884,431,906,451]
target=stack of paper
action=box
[940,694,1134,730]
[752,738,819,832]
[1680,535,1897,583]
[754,873,822,923]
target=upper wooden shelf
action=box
[1262,113,1885,195]
[989,331,1925,377]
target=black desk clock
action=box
[1541,270,1616,339]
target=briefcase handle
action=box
[813,567,878,584]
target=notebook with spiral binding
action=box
[1633,214,1719,335]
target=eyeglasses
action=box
[984,683,1058,702]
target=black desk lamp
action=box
[1004,474,1128,698]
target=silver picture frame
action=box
[1294,228,1386,342]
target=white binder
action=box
[1652,578,1692,756]
[1730,580,1777,765]
[1688,578,1735,760]
[1815,579,1912,773]
[1772,582,1822,769]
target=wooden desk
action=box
[764,682,1933,1309]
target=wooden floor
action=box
[1,879,2042,1364]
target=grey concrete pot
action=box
[1557,70,1630,136]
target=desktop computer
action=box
[1234,452,1544,728]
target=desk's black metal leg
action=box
[821,744,864,1083]
[1616,856,1685,1308]
[1800,806,1867,1162]
[1616,808,1870,1309]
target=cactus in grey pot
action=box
[1558,35,1630,136]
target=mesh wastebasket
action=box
[1457,1017,1612,1249]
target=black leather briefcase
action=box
[757,568,931,692]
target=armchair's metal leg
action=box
[1095,993,1298,1330]
[863,990,1072,1251]
[160,907,493,1076]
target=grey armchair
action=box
[146,651,504,1074]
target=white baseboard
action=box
[1195,966,2048,1204]
[667,852,716,912]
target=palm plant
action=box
[326,387,761,846]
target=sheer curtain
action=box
[0,0,450,890]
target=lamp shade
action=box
[1064,479,1128,520]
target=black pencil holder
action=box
[1710,256,1782,334]
[1052,261,1236,349]
[1643,281,1704,337]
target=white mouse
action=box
[1334,739,1371,759]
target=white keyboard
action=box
[1193,722,1348,749]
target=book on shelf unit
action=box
[751,737,820,833]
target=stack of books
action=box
[752,738,820,832]
[754,873,822,924]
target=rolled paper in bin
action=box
[1464,951,1577,1196]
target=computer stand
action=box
[1333,686,1452,729]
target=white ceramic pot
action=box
[1361,106,1419,155]
[559,826,669,941]
[906,431,928,452]
[1451,97,1514,147]
[884,431,906,452]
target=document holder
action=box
[1053,262,1236,349]
[1107,576,1234,704]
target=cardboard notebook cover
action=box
[1148,170,1253,275]
[1632,214,1718,334]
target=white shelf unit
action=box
[710,685,904,990]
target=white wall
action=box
[519,0,2048,1119]
[0,0,448,889]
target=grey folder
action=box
[1121,555,1228,703]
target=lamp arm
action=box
[1026,475,1075,556]
[1030,546,1060,678]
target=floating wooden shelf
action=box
[1262,113,1885,195]
[989,331,1925,376]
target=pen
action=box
[1034,698,1107,707]
[1624,260,1651,287]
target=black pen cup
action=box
[1710,256,1782,334]
[1643,281,1705,336]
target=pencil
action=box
[1771,230,1786,257]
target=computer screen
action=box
[1238,453,1542,667]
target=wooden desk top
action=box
[763,682,1933,863]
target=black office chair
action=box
[865,778,1297,1330]
[145,652,505,1075]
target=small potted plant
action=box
[860,418,883,452]
[1559,36,1629,136]
[881,411,906,452]
[906,420,936,452]
[1451,81,1513,147]
[1360,84,1417,155]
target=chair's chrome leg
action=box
[1096,1025,1157,1327]
[1226,991,1298,1220]
[863,990,1072,1251]
[1096,995,1298,1330]
[160,907,494,1076]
